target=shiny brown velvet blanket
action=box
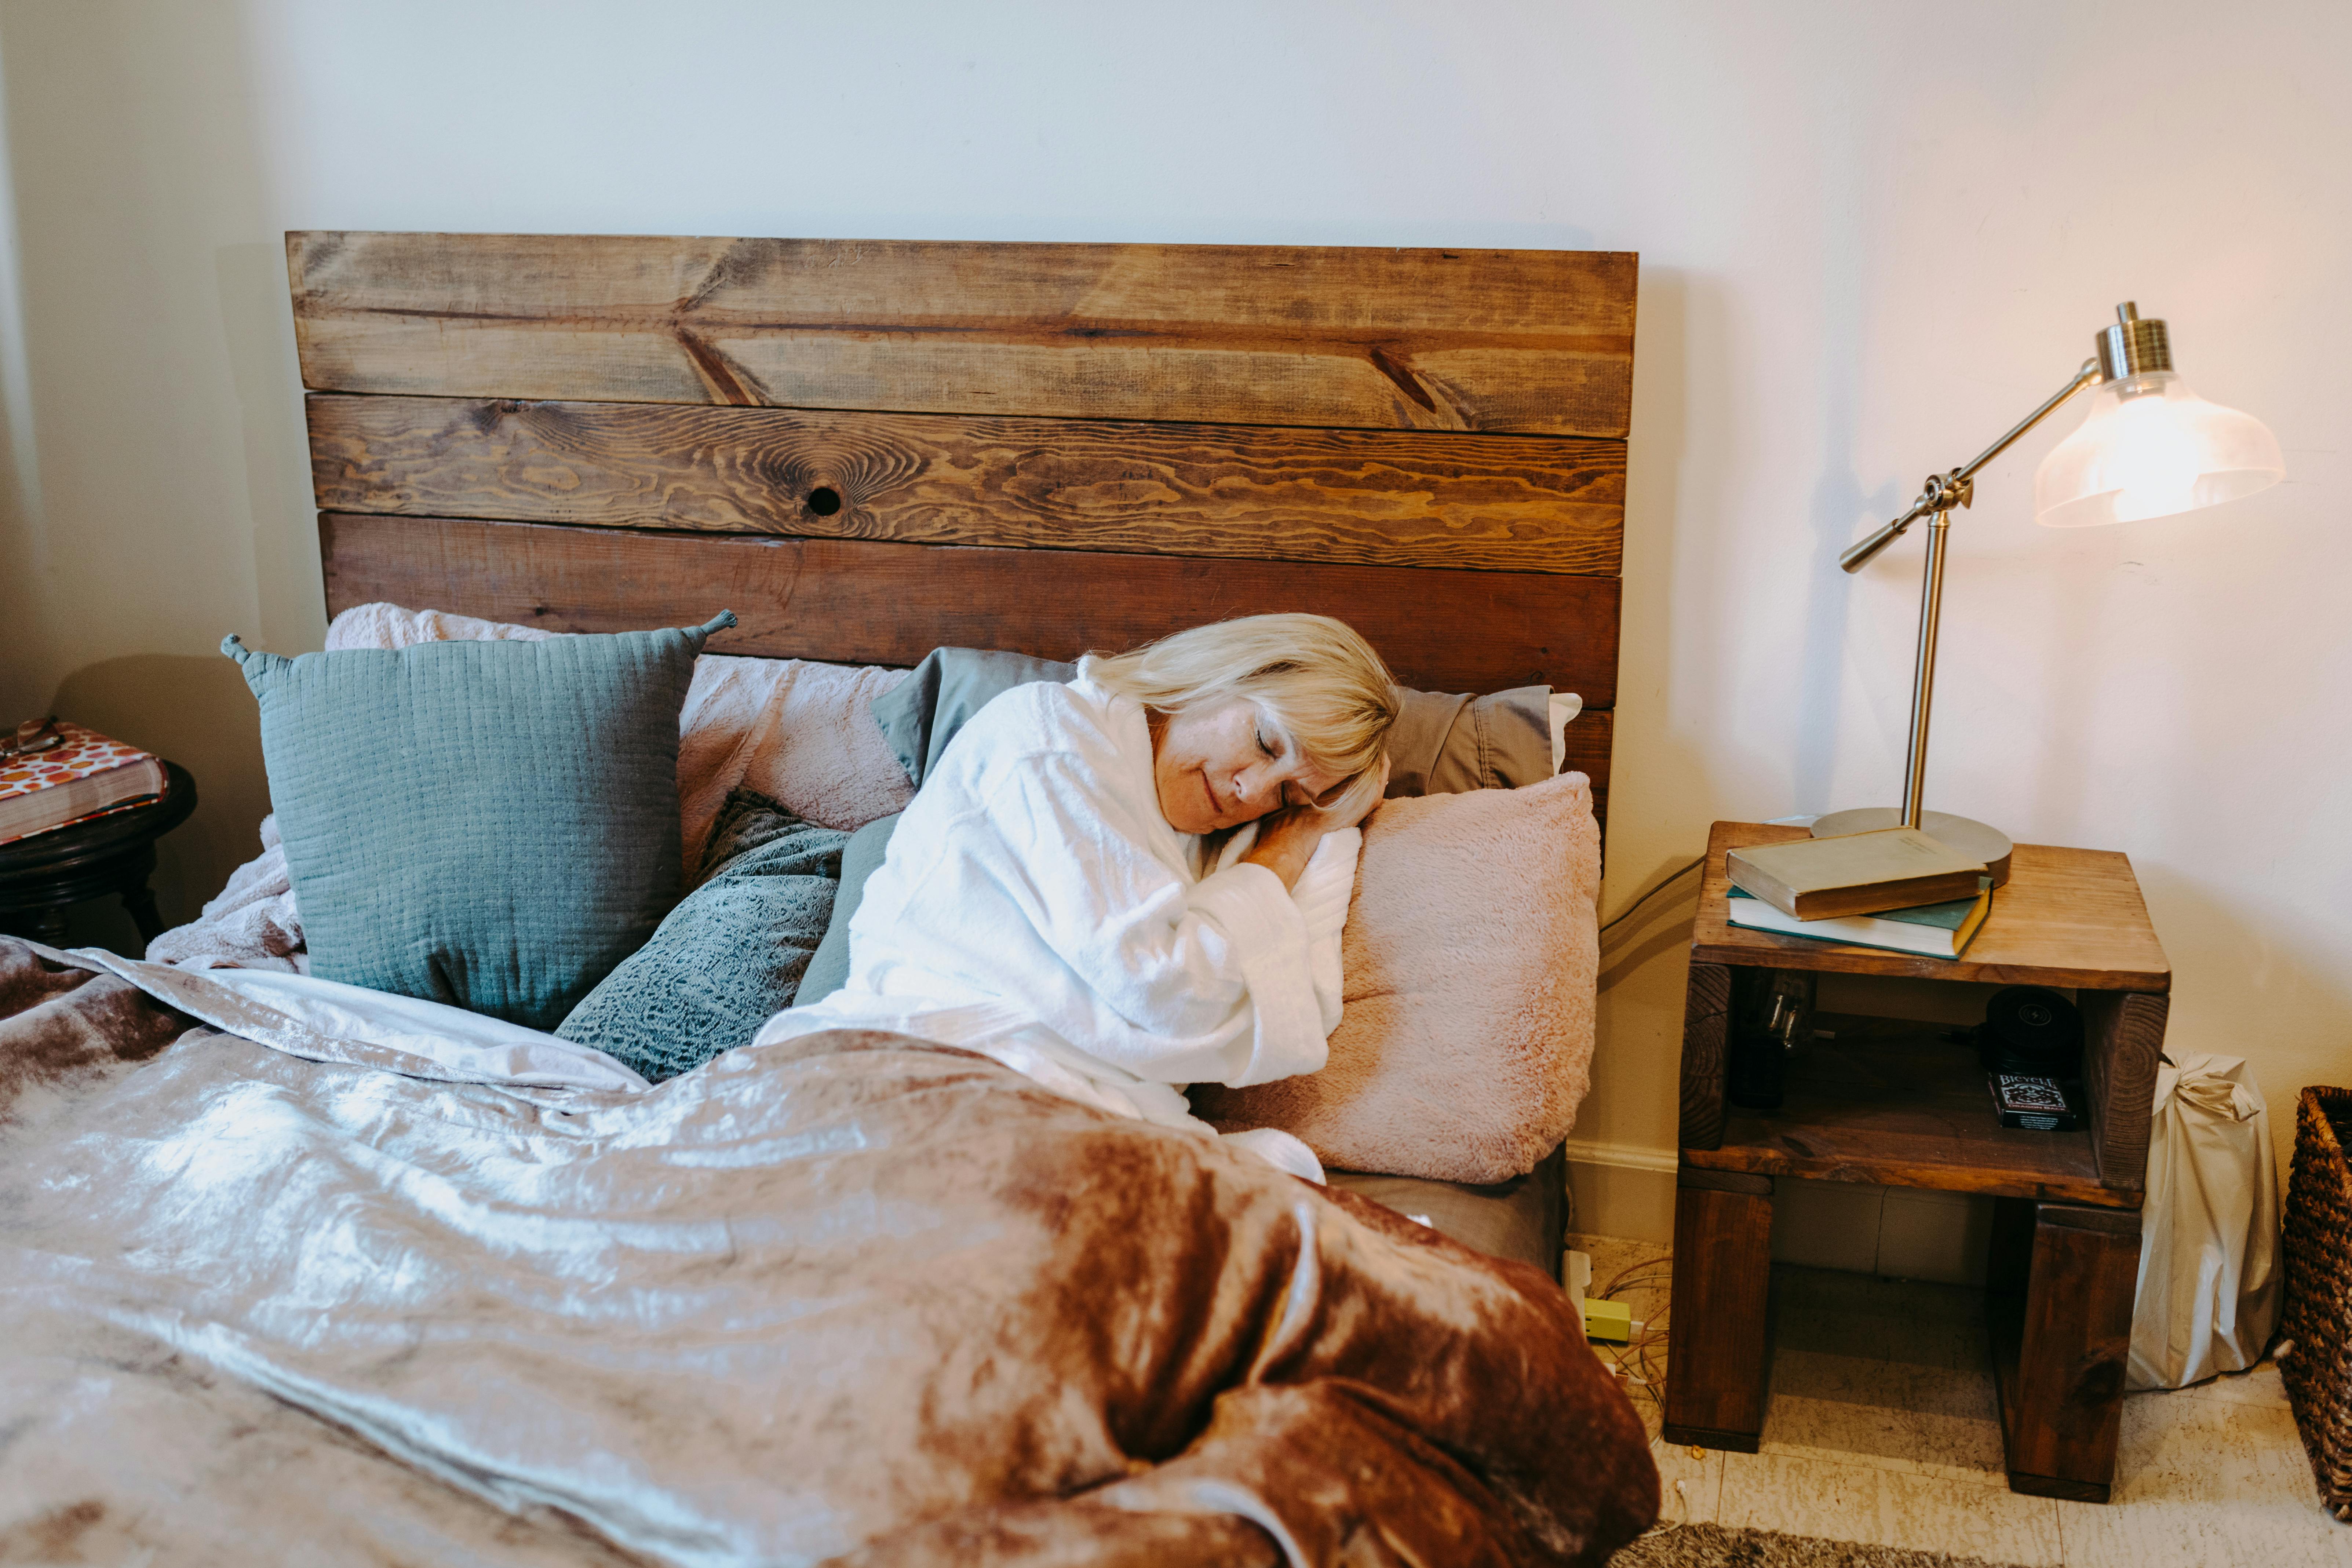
[0,938,1655,1565]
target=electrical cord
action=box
[1598,854,1706,936]
[1589,1258,1681,1539]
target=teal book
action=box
[1726,885,1991,960]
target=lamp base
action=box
[1810,807,2014,890]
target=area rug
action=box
[1612,1523,2036,1568]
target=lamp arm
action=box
[1838,357,2101,573]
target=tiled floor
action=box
[1569,1232,2351,1567]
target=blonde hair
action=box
[1084,613,1399,784]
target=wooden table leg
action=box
[1678,961,1732,1150]
[121,883,164,944]
[1663,1166,1774,1452]
[1987,1199,2142,1501]
[20,905,69,947]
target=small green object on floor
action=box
[1585,1296,1634,1342]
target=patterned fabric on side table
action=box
[0,762,197,947]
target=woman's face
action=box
[1152,699,1346,835]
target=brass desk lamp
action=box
[1815,303,2283,881]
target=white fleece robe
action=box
[752,671,1353,1182]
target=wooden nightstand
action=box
[0,762,198,947]
[1663,821,2169,1502]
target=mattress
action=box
[1328,1142,1567,1281]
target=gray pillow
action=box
[221,611,733,1031]
[871,647,1077,787]
[869,645,1556,794]
[1383,686,1556,795]
[796,811,900,1006]
[555,790,847,1081]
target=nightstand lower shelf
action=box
[1681,1014,2125,1207]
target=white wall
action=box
[2,0,2345,1228]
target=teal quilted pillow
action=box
[221,611,733,1031]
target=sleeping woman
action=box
[752,614,1397,1182]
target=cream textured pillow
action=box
[1193,770,1599,1184]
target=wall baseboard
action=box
[1560,1138,1679,1174]
[1563,1140,1677,1244]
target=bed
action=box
[0,233,1649,1564]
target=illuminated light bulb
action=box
[2104,380,2201,521]
[2034,367,2283,529]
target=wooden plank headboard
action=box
[288,232,1634,824]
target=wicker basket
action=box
[2281,1086,2352,1520]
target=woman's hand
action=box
[1239,756,1388,890]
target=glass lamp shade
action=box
[2033,370,2284,528]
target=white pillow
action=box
[1548,692,1584,773]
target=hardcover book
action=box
[1726,885,1991,960]
[1725,827,1987,920]
[0,722,167,845]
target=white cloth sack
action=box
[2127,1052,2281,1390]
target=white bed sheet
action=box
[67,949,648,1093]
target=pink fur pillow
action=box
[1194,770,1599,1184]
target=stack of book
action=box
[0,721,167,847]
[1724,825,1992,959]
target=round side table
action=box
[0,762,198,948]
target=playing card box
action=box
[1988,1073,2080,1132]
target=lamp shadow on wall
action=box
[1792,302,1909,817]
[1598,260,1712,982]
[0,0,289,948]
[215,240,327,662]
[1578,262,1728,1165]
